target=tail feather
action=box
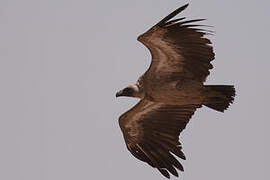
[204,85,236,112]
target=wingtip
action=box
[175,3,189,14]
[183,3,189,9]
[156,4,190,26]
[158,168,170,179]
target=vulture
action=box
[116,4,235,179]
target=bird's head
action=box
[116,84,144,99]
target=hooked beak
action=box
[116,90,123,98]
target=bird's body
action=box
[116,4,235,179]
[141,73,204,105]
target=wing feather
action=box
[138,4,215,83]
[118,99,200,178]
[156,4,189,26]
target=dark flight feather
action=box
[164,17,186,26]
[138,4,215,84]
[156,3,189,26]
[119,99,200,178]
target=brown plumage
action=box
[116,4,235,179]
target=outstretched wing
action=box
[138,4,214,83]
[118,99,201,178]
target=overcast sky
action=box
[0,0,269,180]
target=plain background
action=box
[0,0,269,179]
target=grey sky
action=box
[0,0,269,180]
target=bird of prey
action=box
[116,4,235,179]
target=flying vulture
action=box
[116,4,235,179]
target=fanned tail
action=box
[203,85,236,112]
